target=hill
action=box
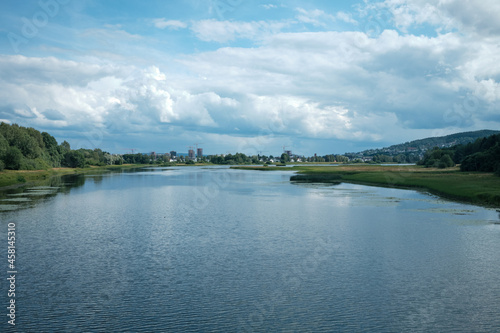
[348,130,500,163]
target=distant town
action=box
[120,130,500,165]
[123,144,431,165]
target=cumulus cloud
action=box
[181,24,500,135]
[0,57,224,135]
[373,0,500,36]
[2,1,500,153]
[0,54,361,146]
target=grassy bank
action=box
[234,164,500,207]
[230,165,288,171]
[0,164,149,189]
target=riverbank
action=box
[0,164,149,190]
[0,162,222,190]
[232,164,500,208]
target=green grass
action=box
[230,165,285,171]
[0,164,149,189]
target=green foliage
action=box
[63,150,86,168]
[281,153,290,163]
[4,146,23,170]
[16,175,26,183]
[185,159,195,164]
[208,152,253,165]
[0,123,58,170]
[418,134,500,174]
[0,133,8,158]
[461,141,500,173]
[21,157,51,170]
[122,153,150,164]
[59,140,71,152]
[0,123,124,171]
[372,154,393,163]
[438,154,455,169]
[42,132,62,167]
[418,147,455,168]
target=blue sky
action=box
[0,0,499,155]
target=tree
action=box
[4,146,23,170]
[0,133,8,158]
[438,154,455,168]
[41,132,62,167]
[59,140,71,154]
[63,150,85,168]
[280,153,290,163]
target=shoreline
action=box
[0,162,217,190]
[232,165,500,208]
[0,164,149,191]
[3,164,499,208]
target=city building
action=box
[197,148,203,158]
[188,149,195,160]
[170,151,177,158]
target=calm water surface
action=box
[1,166,500,332]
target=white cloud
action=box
[79,28,143,42]
[152,19,188,30]
[2,1,500,153]
[295,8,335,27]
[181,24,500,134]
[261,4,277,10]
[295,8,357,26]
[375,0,500,36]
[190,19,288,43]
[0,57,231,135]
[335,11,357,24]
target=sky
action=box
[0,0,499,156]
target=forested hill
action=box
[392,130,500,151]
[418,132,500,175]
[0,122,122,171]
[359,130,500,158]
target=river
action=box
[1,166,500,332]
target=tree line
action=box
[2,122,498,174]
[418,133,500,175]
[0,122,123,171]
